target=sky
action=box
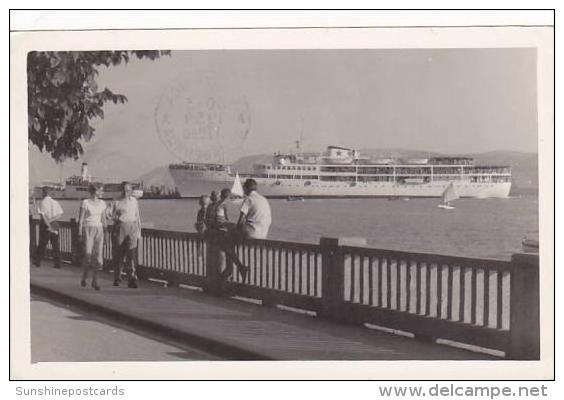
[29,48,538,182]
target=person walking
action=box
[33,186,63,268]
[78,183,107,290]
[109,182,142,288]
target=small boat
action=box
[521,238,539,253]
[287,196,305,202]
[438,182,458,210]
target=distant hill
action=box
[470,150,538,190]
[28,140,174,186]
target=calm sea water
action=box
[57,195,538,261]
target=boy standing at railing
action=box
[205,190,220,231]
[195,194,211,265]
[195,194,211,233]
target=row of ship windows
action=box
[268,165,318,171]
[264,166,511,174]
[254,175,511,183]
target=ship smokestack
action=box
[81,163,89,180]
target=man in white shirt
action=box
[218,179,271,283]
[108,182,142,288]
[33,187,64,268]
[238,179,272,239]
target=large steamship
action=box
[169,145,512,198]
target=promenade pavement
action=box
[30,260,493,361]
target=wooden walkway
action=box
[29,261,493,361]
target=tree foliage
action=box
[27,50,170,162]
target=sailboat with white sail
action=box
[230,172,244,201]
[438,182,459,210]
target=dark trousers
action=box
[34,221,60,266]
[112,235,137,282]
[208,229,247,281]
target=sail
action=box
[231,173,244,197]
[441,182,459,203]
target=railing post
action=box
[507,253,540,360]
[319,237,346,322]
[135,230,143,281]
[70,218,81,266]
[102,225,113,272]
[204,233,223,296]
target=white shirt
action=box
[80,198,107,227]
[109,196,140,223]
[240,191,272,239]
[37,196,63,220]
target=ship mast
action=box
[296,116,304,155]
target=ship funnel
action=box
[81,163,89,180]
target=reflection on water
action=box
[58,195,538,261]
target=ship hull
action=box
[169,168,512,198]
[32,186,135,200]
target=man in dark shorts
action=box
[33,186,63,268]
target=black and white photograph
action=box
[10,12,554,381]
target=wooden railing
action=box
[137,228,207,288]
[228,239,324,312]
[29,218,75,261]
[29,217,540,359]
[338,246,513,353]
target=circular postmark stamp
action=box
[155,70,251,163]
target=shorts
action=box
[114,221,140,249]
[82,225,104,269]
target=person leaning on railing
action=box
[204,188,250,282]
[217,179,272,283]
[236,178,272,241]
